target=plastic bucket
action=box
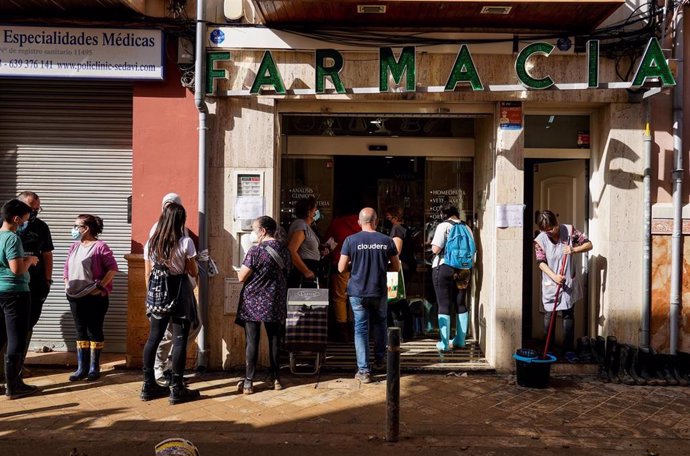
[513,350,557,388]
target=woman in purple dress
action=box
[236,215,290,394]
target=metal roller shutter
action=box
[0,79,132,353]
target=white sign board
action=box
[0,26,164,80]
[496,204,525,228]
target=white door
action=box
[531,160,587,342]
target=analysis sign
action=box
[206,37,675,96]
[0,25,164,80]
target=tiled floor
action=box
[2,361,690,456]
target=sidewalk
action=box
[2,359,690,456]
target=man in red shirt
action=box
[325,210,360,342]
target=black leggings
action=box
[143,315,190,375]
[68,294,109,342]
[543,308,575,351]
[244,320,281,381]
[432,264,468,315]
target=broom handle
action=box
[542,251,569,358]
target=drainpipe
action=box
[641,108,652,349]
[669,3,684,356]
[195,0,209,369]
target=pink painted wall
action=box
[131,42,199,253]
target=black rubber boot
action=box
[4,354,38,400]
[658,354,679,386]
[676,352,690,385]
[606,336,620,384]
[637,347,659,385]
[617,344,636,385]
[576,337,594,363]
[87,342,103,381]
[595,336,609,382]
[169,374,200,405]
[624,345,647,385]
[140,367,169,401]
[69,341,90,382]
[667,355,688,386]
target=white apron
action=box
[535,224,581,311]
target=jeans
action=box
[68,294,109,342]
[349,295,387,374]
[143,315,190,376]
[243,320,281,381]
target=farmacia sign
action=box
[205,38,675,95]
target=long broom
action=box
[542,248,569,359]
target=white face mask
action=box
[248,230,260,244]
[313,209,321,222]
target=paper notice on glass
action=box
[496,204,525,228]
[235,196,264,220]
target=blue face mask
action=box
[70,228,83,240]
[313,209,321,222]
[17,220,28,233]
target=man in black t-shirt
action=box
[338,208,400,383]
[17,192,54,359]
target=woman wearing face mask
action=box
[236,215,290,394]
[0,199,39,399]
[64,214,118,382]
[287,196,322,288]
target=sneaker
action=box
[354,371,372,384]
[273,378,284,390]
[373,358,386,372]
[238,379,253,395]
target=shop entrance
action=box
[523,158,590,354]
[280,113,486,370]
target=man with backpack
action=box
[430,203,476,352]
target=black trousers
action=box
[29,282,50,329]
[0,291,31,357]
[143,315,190,375]
[244,320,281,381]
[68,294,109,342]
[432,264,468,315]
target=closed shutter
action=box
[0,79,132,353]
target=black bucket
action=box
[513,350,557,388]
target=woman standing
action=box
[431,203,473,352]
[287,197,321,288]
[141,203,200,404]
[237,216,290,394]
[0,199,39,399]
[64,214,118,382]
[534,210,592,358]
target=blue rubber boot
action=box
[450,312,469,349]
[69,341,90,382]
[87,341,103,381]
[436,314,451,352]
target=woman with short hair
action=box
[0,199,39,399]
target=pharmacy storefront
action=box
[202,27,673,371]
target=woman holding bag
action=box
[236,215,290,394]
[140,203,200,404]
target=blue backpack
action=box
[444,220,476,270]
